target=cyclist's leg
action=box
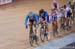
[52,21,56,37]
[35,35,38,44]
[69,17,72,31]
[44,30,48,41]
[39,24,43,42]
[61,17,64,30]
[39,19,44,42]
[64,17,67,30]
[71,14,74,25]
[63,17,66,30]
[40,27,42,41]
[40,28,44,42]
[44,23,49,41]
[67,17,71,31]
[61,18,65,30]
[53,28,56,37]
[33,23,38,44]
[29,25,34,46]
[67,18,70,31]
[55,21,58,37]
[60,17,63,29]
[60,17,62,29]
[56,27,58,36]
[29,33,33,46]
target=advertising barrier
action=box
[0,0,13,5]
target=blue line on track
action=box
[34,33,75,49]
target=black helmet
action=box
[39,9,44,16]
[39,9,44,13]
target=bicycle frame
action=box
[29,23,38,46]
[40,21,48,42]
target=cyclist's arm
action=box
[39,17,42,24]
[34,14,39,26]
[45,12,50,23]
[25,16,29,26]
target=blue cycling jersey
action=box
[52,15,57,21]
[25,13,39,26]
[39,11,50,23]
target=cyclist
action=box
[51,9,58,37]
[51,9,58,21]
[39,9,50,42]
[25,12,39,46]
[61,5,68,30]
[68,0,74,18]
[66,6,73,31]
[59,8,66,30]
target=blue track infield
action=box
[34,33,75,49]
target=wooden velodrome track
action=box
[0,0,69,49]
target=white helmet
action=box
[28,11,34,17]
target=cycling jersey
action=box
[51,11,58,21]
[39,11,50,23]
[25,13,39,26]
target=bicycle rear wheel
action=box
[40,28,45,42]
